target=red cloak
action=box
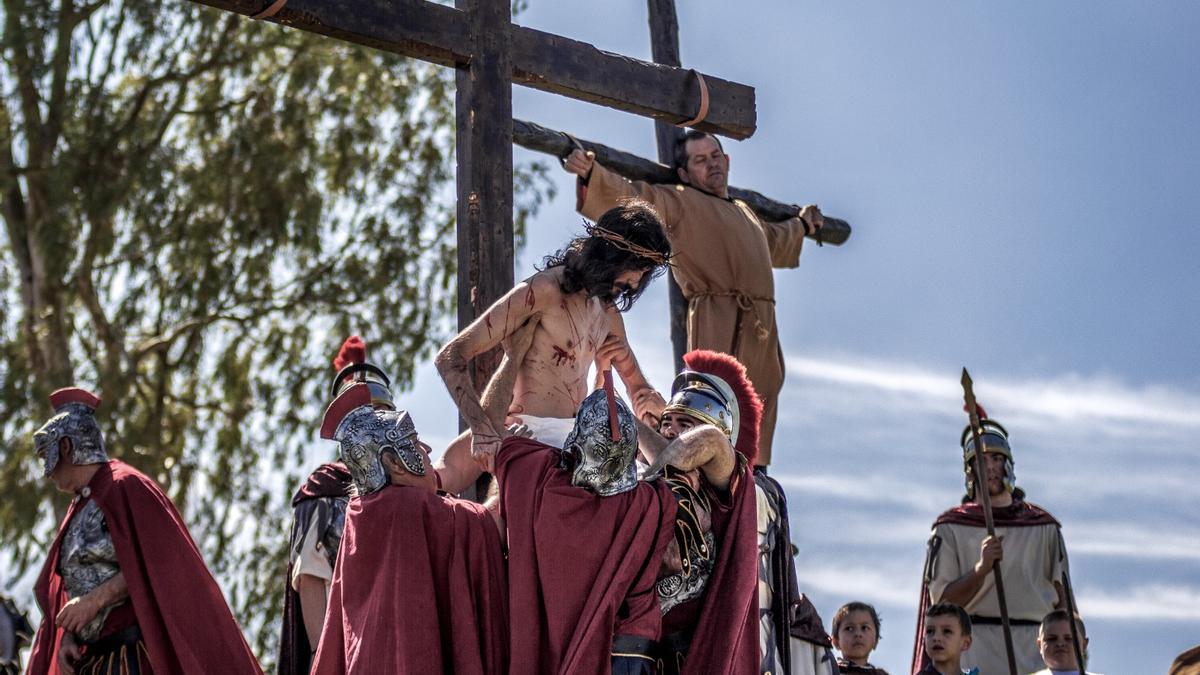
[496,437,677,675]
[310,485,508,675]
[28,460,262,675]
[277,462,352,675]
[671,461,760,675]
[909,499,1060,674]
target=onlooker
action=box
[918,603,977,675]
[1029,609,1101,675]
[1169,644,1200,675]
[830,602,889,674]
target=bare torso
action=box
[509,268,611,419]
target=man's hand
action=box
[505,422,533,439]
[595,334,630,372]
[975,534,1004,573]
[631,387,666,427]
[56,594,100,635]
[58,633,82,675]
[798,203,824,236]
[563,149,595,179]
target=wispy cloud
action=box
[786,354,1200,438]
[1079,584,1200,621]
[771,471,946,513]
[1068,522,1200,562]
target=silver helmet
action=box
[33,388,108,476]
[560,372,638,496]
[320,384,423,496]
[329,336,395,411]
[662,369,740,445]
[961,415,1016,500]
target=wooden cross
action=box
[195,0,759,392]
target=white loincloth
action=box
[514,415,575,449]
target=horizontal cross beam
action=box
[513,119,851,245]
[193,0,757,139]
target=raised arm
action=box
[595,307,666,425]
[564,150,684,226]
[644,424,737,492]
[436,315,541,490]
[436,274,555,462]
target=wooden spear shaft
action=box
[961,368,1018,675]
[1058,535,1088,673]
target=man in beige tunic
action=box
[912,411,1070,675]
[564,130,823,467]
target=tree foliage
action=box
[0,0,551,664]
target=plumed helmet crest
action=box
[333,335,367,371]
[679,350,763,465]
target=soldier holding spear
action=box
[910,372,1084,675]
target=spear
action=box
[961,368,1018,675]
[1058,535,1089,673]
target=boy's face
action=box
[833,610,878,664]
[924,614,971,668]
[1038,619,1086,670]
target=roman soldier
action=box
[310,383,508,674]
[496,374,677,674]
[278,335,395,675]
[912,406,1070,674]
[27,388,262,675]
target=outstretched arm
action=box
[645,425,737,492]
[596,308,666,425]
[564,150,683,226]
[436,275,553,464]
[436,317,540,491]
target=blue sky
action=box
[402,1,1200,672]
[7,3,1197,671]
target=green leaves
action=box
[0,1,550,666]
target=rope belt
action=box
[690,290,774,342]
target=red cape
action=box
[910,499,1060,674]
[676,461,759,675]
[278,462,352,675]
[496,437,677,675]
[28,460,262,675]
[311,485,508,675]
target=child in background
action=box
[918,603,978,675]
[830,602,889,674]
[1031,609,1102,675]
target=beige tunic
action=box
[928,521,1065,674]
[580,163,808,465]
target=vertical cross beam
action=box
[648,0,689,372]
[456,0,514,393]
[456,0,512,500]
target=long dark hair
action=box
[542,200,671,312]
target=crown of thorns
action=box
[583,222,671,266]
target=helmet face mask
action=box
[561,388,638,497]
